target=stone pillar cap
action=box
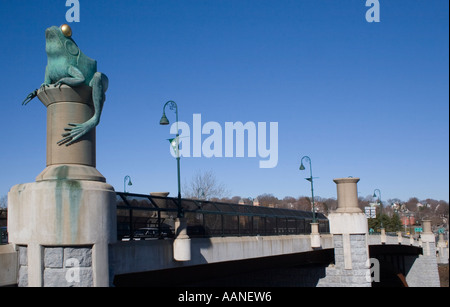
[37,84,93,107]
[333,177,360,183]
[333,177,362,213]
[422,219,432,233]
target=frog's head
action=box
[45,24,80,58]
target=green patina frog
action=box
[23,24,108,146]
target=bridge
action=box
[110,190,435,287]
[1,177,444,287]
[112,191,333,286]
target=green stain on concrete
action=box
[54,167,83,244]
[67,179,82,244]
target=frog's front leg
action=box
[55,65,85,88]
[22,67,52,105]
[58,72,108,146]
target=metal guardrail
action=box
[116,192,329,240]
[0,210,7,245]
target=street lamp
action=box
[124,175,132,193]
[300,156,316,223]
[373,189,383,229]
[160,100,183,217]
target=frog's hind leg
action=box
[57,72,109,146]
[90,72,109,108]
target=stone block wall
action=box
[18,246,28,287]
[317,234,371,287]
[18,245,93,287]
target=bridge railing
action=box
[0,209,7,245]
[116,192,329,241]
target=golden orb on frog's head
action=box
[60,24,72,38]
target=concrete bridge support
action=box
[317,177,371,287]
[404,220,440,287]
[437,233,448,264]
[7,86,116,287]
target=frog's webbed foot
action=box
[23,84,52,105]
[22,90,38,105]
[57,118,97,146]
[40,83,51,95]
[54,80,65,89]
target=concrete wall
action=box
[110,234,334,278]
[0,244,17,287]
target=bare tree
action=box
[183,170,229,200]
[256,194,279,207]
[0,195,7,209]
[280,196,297,209]
[296,196,312,211]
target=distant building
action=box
[416,202,430,209]
[391,203,401,211]
[400,214,416,226]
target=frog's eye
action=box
[60,24,72,38]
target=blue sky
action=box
[0,0,448,203]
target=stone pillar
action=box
[318,177,371,287]
[8,85,116,287]
[405,220,440,287]
[35,85,105,182]
[173,218,191,261]
[421,220,434,257]
[310,223,321,248]
[380,228,387,244]
[437,233,448,264]
[397,231,403,244]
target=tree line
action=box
[183,170,448,233]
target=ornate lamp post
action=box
[124,175,132,193]
[300,156,316,223]
[160,101,191,261]
[160,100,183,217]
[373,188,383,229]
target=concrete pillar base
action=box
[173,218,191,261]
[8,180,116,287]
[173,238,191,262]
[36,164,106,182]
[328,212,368,235]
[310,223,321,248]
